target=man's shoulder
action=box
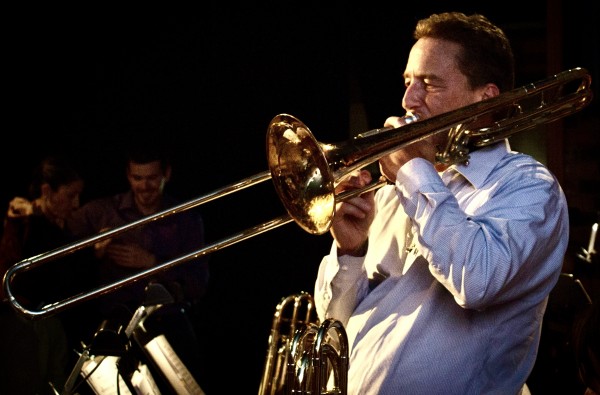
[500,150,552,176]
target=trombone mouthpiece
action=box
[404,112,420,124]
[355,113,420,139]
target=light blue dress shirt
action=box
[315,140,568,395]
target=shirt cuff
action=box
[396,158,440,195]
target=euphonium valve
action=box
[288,318,348,395]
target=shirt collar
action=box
[444,139,511,188]
[118,190,137,211]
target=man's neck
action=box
[135,200,161,217]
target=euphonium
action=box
[258,292,348,395]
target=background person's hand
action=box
[7,197,33,218]
[105,242,157,268]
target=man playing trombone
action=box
[313,12,569,394]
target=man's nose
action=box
[402,84,421,111]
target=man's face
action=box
[401,37,492,148]
[126,160,170,212]
[45,180,84,221]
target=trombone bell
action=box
[267,115,336,235]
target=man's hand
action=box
[378,116,438,182]
[105,242,157,269]
[330,169,375,256]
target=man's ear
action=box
[481,83,500,100]
[164,165,172,182]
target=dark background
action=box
[4,2,599,393]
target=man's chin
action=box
[136,194,159,206]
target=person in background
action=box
[313,12,568,394]
[0,155,93,395]
[66,138,210,380]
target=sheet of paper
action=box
[81,356,133,395]
[144,334,205,395]
[81,355,161,395]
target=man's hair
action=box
[126,142,172,173]
[414,12,515,92]
[29,155,82,198]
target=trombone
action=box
[2,67,593,319]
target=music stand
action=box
[61,283,175,395]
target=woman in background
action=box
[0,155,93,395]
